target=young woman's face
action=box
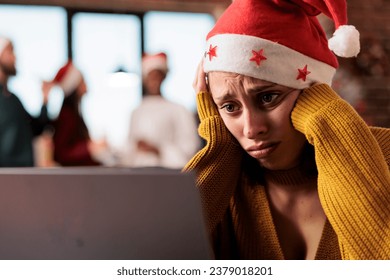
[208,72,307,170]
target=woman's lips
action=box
[246,142,279,158]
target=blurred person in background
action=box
[0,36,50,167]
[43,61,111,166]
[121,52,200,169]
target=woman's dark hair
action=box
[61,90,90,139]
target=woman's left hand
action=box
[192,58,208,94]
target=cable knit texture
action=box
[292,84,390,259]
[184,84,390,260]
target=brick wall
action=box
[337,0,390,127]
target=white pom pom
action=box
[328,25,360,58]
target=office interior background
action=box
[0,0,389,159]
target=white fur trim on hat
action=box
[59,64,83,96]
[0,37,10,58]
[204,34,336,89]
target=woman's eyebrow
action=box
[247,84,276,95]
[214,91,236,102]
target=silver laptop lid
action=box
[0,167,211,260]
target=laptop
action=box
[0,167,211,260]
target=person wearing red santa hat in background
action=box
[0,36,50,167]
[43,61,110,166]
[121,52,200,169]
[184,0,389,259]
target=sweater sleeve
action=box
[291,84,390,260]
[183,91,243,233]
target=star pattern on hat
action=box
[207,45,218,61]
[296,65,311,81]
[249,49,267,66]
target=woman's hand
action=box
[192,59,208,94]
[41,81,54,105]
[136,140,160,156]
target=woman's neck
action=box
[263,142,317,192]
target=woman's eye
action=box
[221,104,236,112]
[260,93,278,104]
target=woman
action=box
[184,0,390,260]
[47,61,108,166]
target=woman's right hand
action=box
[192,58,208,94]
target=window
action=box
[144,11,214,112]
[73,11,214,150]
[0,5,67,116]
[0,6,215,152]
[72,13,142,149]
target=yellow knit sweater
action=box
[184,84,390,260]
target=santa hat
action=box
[204,0,360,89]
[142,52,168,78]
[52,61,83,96]
[0,37,11,58]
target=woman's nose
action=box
[243,110,268,139]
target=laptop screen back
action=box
[0,167,211,260]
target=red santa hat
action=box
[0,37,11,58]
[142,52,168,78]
[204,0,360,89]
[52,61,83,96]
